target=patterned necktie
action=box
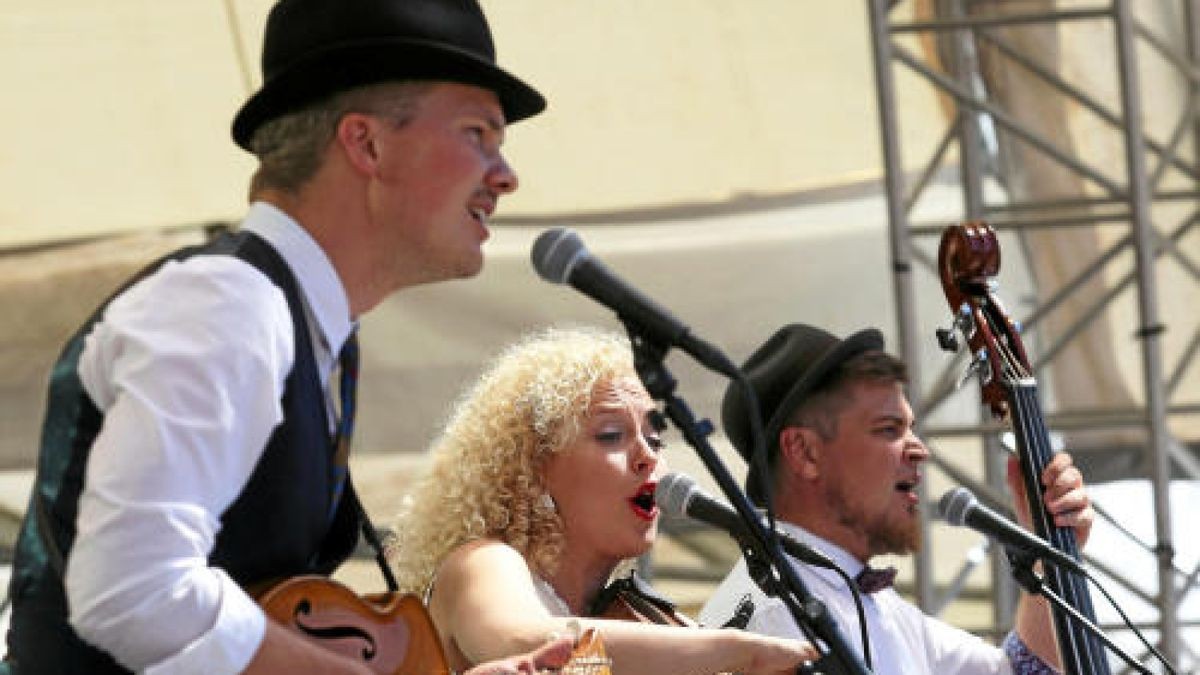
[328,331,359,521]
[855,564,898,594]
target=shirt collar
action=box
[240,201,357,355]
[777,521,871,580]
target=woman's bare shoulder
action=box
[436,537,531,591]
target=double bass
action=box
[936,222,1111,675]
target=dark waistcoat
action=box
[5,231,361,674]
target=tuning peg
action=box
[956,348,991,390]
[975,349,993,386]
[935,327,960,353]
[936,304,976,354]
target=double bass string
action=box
[1009,382,1110,675]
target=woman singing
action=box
[389,327,814,674]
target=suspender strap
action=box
[33,492,67,578]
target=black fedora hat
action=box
[722,324,884,505]
[232,0,546,151]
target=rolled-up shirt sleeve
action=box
[66,255,295,674]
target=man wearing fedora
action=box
[699,324,1095,674]
[4,0,569,673]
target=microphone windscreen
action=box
[654,472,696,519]
[531,227,585,284]
[938,487,975,526]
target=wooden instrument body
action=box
[258,575,613,674]
[593,590,694,628]
[257,575,449,675]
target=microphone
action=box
[938,487,1085,575]
[655,472,836,570]
[531,228,739,378]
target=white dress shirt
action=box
[699,522,1013,675]
[64,202,355,674]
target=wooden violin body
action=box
[590,572,694,627]
[938,222,1111,675]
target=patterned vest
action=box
[4,231,361,674]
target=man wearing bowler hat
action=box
[700,324,1096,674]
[4,1,569,673]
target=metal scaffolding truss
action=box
[867,0,1200,669]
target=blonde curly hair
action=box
[388,326,639,595]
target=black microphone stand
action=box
[1006,551,1157,675]
[625,329,872,675]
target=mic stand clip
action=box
[1006,551,1151,675]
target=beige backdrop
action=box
[1,1,1195,480]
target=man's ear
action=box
[778,426,822,481]
[334,112,382,177]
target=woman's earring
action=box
[539,492,557,512]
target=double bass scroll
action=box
[936,222,1112,675]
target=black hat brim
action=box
[232,38,546,150]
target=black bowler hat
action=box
[722,324,884,505]
[232,0,546,151]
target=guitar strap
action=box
[348,484,399,592]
